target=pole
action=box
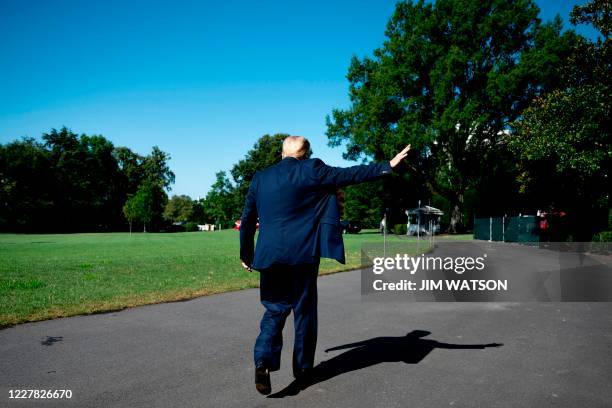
[383,209,387,258]
[432,218,435,246]
[417,200,421,240]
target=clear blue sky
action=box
[0,0,600,198]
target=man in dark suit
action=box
[239,136,411,394]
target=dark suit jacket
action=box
[240,157,392,271]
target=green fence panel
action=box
[505,217,519,242]
[491,217,504,241]
[474,216,539,243]
[473,217,490,240]
[518,216,539,243]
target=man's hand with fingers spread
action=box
[390,144,411,168]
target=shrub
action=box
[185,222,199,232]
[592,231,612,242]
[393,223,407,235]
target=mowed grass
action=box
[0,230,453,328]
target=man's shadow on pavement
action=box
[268,330,502,398]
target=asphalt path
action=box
[1,241,611,407]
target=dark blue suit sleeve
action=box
[312,158,393,187]
[239,175,258,264]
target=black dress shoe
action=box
[255,366,271,395]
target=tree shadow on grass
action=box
[268,330,502,398]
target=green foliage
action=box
[141,146,175,190]
[189,198,209,224]
[0,127,174,232]
[203,171,236,227]
[393,223,407,235]
[509,0,610,239]
[509,85,609,190]
[570,0,610,38]
[343,182,384,228]
[0,138,53,230]
[326,0,579,232]
[129,188,151,227]
[122,182,167,232]
[42,128,124,231]
[184,222,199,232]
[592,231,612,242]
[113,146,145,194]
[122,195,138,232]
[164,195,194,223]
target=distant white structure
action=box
[405,205,444,236]
[198,224,215,231]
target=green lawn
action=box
[0,230,470,327]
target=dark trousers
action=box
[254,262,319,376]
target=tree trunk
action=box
[448,193,464,234]
[143,222,146,233]
[129,221,132,236]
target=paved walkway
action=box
[1,241,611,407]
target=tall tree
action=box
[508,0,611,239]
[342,182,384,228]
[0,127,175,232]
[42,127,123,231]
[326,0,579,232]
[164,195,194,224]
[203,171,236,228]
[122,194,138,235]
[190,198,209,224]
[142,146,175,190]
[113,146,145,195]
[0,138,53,231]
[123,182,168,232]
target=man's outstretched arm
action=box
[313,145,411,187]
[239,176,259,271]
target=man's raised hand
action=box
[390,144,411,168]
